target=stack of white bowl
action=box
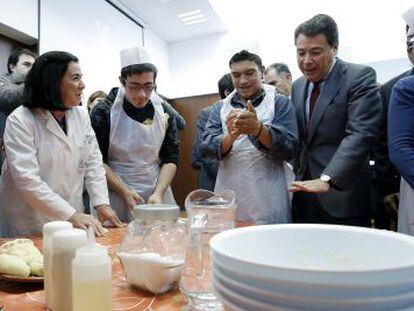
[210,224,414,311]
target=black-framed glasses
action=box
[125,80,156,92]
[406,36,414,48]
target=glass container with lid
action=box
[117,204,188,294]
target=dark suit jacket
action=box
[191,106,219,191]
[373,68,414,195]
[291,59,382,218]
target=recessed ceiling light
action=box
[184,18,208,25]
[181,14,205,22]
[177,10,201,19]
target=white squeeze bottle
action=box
[43,221,73,310]
[52,228,87,311]
[72,244,112,311]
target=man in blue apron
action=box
[91,47,178,222]
[201,50,299,224]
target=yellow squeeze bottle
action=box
[72,244,112,311]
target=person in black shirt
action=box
[90,46,179,221]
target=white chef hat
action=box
[120,46,153,69]
[403,6,414,36]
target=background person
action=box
[191,73,234,191]
[388,75,414,235]
[372,6,414,229]
[0,51,123,237]
[264,62,292,97]
[86,90,107,114]
[0,48,37,171]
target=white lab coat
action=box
[0,105,109,237]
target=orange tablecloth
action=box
[0,227,187,310]
[0,221,250,310]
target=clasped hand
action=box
[225,100,261,138]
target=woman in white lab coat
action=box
[0,51,123,237]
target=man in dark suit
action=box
[290,14,382,226]
[372,18,414,229]
[191,73,234,190]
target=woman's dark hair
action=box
[23,51,78,110]
[120,63,158,83]
[294,14,339,48]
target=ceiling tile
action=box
[120,0,227,43]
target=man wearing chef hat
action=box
[372,6,414,230]
[91,46,179,221]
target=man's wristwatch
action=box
[320,174,342,190]
[320,174,331,184]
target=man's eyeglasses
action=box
[125,81,156,92]
[406,36,414,48]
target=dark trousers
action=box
[292,191,371,227]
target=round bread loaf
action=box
[0,254,30,277]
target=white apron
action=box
[107,88,176,222]
[214,85,292,224]
[398,178,414,235]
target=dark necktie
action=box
[308,82,320,122]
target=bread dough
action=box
[29,258,44,276]
[0,239,44,276]
[0,254,30,277]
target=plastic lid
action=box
[73,244,109,266]
[52,228,87,251]
[43,221,73,237]
[132,204,180,224]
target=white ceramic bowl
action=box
[212,260,414,300]
[212,264,414,311]
[210,224,414,287]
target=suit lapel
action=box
[307,60,344,143]
[296,78,308,131]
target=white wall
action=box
[144,28,170,97]
[368,58,412,84]
[39,0,144,101]
[166,0,414,98]
[0,0,37,44]
[169,33,231,98]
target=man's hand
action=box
[234,101,261,136]
[69,211,105,237]
[289,178,330,193]
[95,205,125,227]
[122,188,144,210]
[148,192,163,204]
[225,108,243,138]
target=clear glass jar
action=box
[117,204,188,294]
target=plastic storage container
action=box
[72,244,111,311]
[52,228,87,311]
[43,221,73,310]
